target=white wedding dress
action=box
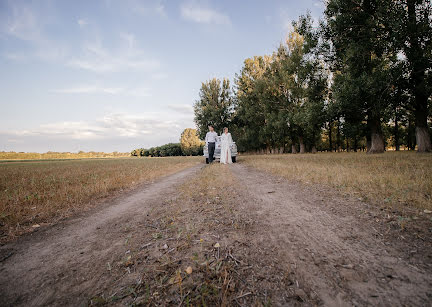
[220,132,233,164]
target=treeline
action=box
[131,143,184,157]
[194,0,432,153]
[131,128,204,157]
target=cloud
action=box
[99,113,180,137]
[77,19,88,27]
[51,86,124,95]
[120,32,137,49]
[1,3,161,73]
[313,1,325,8]
[127,87,152,97]
[133,0,166,17]
[0,110,197,152]
[1,2,68,61]
[105,0,166,17]
[4,112,188,141]
[51,85,151,97]
[168,104,194,114]
[68,40,160,73]
[151,72,169,80]
[3,52,27,60]
[180,2,230,25]
[3,3,40,42]
[11,121,105,140]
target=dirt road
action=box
[0,163,431,306]
[0,165,203,306]
[231,164,432,306]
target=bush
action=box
[131,143,183,157]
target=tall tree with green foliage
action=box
[392,0,432,152]
[233,15,328,154]
[234,56,273,151]
[325,0,394,153]
[192,3,430,154]
[293,14,329,153]
[194,78,234,138]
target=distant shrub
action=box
[131,143,183,157]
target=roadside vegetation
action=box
[241,151,432,211]
[0,157,200,243]
[131,128,204,157]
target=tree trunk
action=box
[368,119,385,154]
[299,136,305,154]
[407,1,432,153]
[291,144,297,154]
[408,119,415,150]
[416,126,432,153]
[336,119,341,152]
[328,122,333,152]
[414,106,432,152]
[353,137,358,152]
[279,146,284,154]
[311,146,317,154]
[394,105,400,151]
[366,126,372,152]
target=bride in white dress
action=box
[220,127,233,164]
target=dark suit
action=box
[208,142,215,163]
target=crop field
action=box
[241,151,432,211]
[0,156,200,243]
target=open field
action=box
[0,151,130,160]
[1,163,431,306]
[241,152,432,211]
[0,157,200,243]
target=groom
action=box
[205,125,218,163]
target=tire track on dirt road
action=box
[0,164,203,307]
[231,163,432,306]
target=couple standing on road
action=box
[205,125,233,164]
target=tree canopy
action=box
[194,78,234,138]
[193,1,431,153]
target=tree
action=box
[392,0,432,152]
[325,0,394,153]
[294,14,329,153]
[194,78,234,138]
[234,55,273,152]
[191,4,430,154]
[233,15,328,154]
[180,128,203,156]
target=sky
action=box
[0,0,325,153]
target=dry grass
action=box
[89,164,248,305]
[0,157,200,242]
[89,164,298,306]
[0,151,129,160]
[240,151,432,211]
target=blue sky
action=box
[0,0,325,153]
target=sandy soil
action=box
[0,162,431,306]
